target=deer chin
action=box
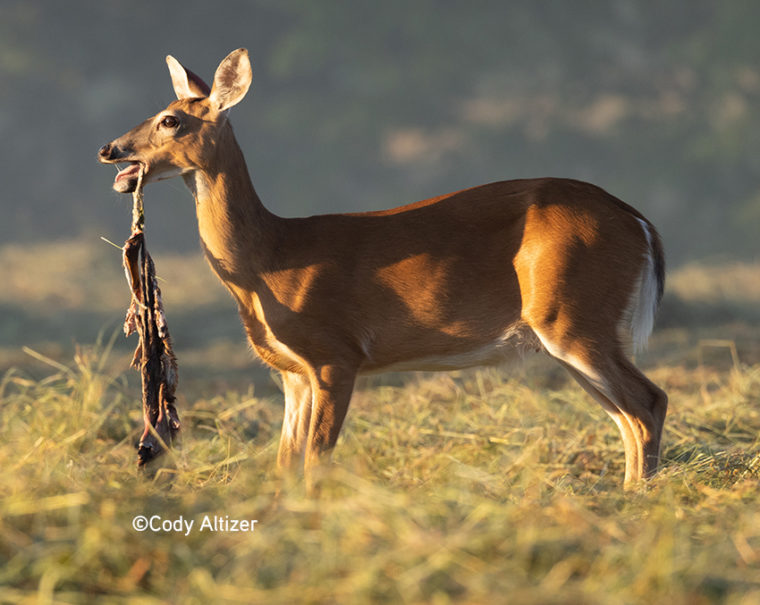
[114,162,143,193]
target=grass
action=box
[1,239,760,603]
[1,338,760,604]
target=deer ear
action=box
[209,48,252,112]
[166,55,211,99]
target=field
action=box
[1,239,760,604]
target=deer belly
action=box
[359,322,542,374]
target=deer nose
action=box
[98,143,113,160]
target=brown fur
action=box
[99,49,667,491]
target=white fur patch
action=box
[281,373,311,444]
[626,219,659,354]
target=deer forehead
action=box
[165,97,214,119]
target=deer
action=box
[98,48,667,492]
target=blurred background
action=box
[1,0,758,389]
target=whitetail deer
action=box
[99,49,667,490]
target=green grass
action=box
[2,240,760,603]
[1,338,759,604]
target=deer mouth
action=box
[114,162,144,193]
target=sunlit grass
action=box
[2,336,760,603]
[2,239,760,602]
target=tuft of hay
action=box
[122,170,180,466]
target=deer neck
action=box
[183,125,280,293]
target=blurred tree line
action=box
[1,0,759,265]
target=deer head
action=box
[98,48,252,194]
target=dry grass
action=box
[2,240,760,603]
[1,339,759,604]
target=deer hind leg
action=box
[535,330,667,486]
[558,361,640,482]
[276,371,313,473]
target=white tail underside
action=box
[627,218,660,354]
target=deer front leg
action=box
[303,364,357,495]
[276,371,313,473]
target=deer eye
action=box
[160,115,179,129]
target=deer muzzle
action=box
[98,142,142,193]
